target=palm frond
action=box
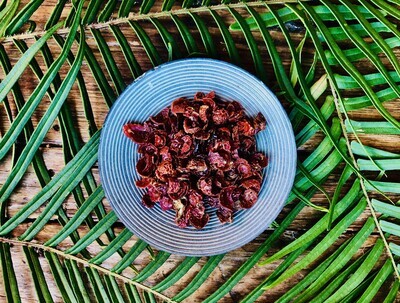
[0,0,399,302]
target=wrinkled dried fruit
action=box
[123,92,268,229]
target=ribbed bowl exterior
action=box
[99,58,296,256]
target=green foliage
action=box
[0,0,399,302]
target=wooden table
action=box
[0,0,399,302]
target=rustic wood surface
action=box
[0,0,400,302]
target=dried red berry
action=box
[123,92,268,228]
[123,123,151,144]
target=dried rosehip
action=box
[123,123,151,144]
[217,207,233,224]
[123,92,268,229]
[136,154,156,177]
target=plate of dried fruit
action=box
[99,58,296,256]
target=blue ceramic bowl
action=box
[99,58,296,256]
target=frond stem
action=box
[0,0,303,43]
[328,78,400,282]
[0,236,176,303]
